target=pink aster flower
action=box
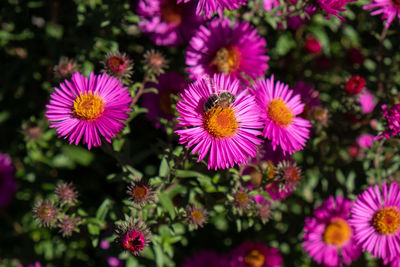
[175,74,263,170]
[390,256,400,267]
[266,182,292,200]
[378,103,400,139]
[137,0,203,46]
[0,152,16,209]
[45,72,132,150]
[358,90,376,114]
[142,72,186,128]
[314,0,355,20]
[364,0,400,28]
[356,133,374,149]
[303,196,362,267]
[228,241,283,267]
[182,251,228,267]
[349,183,400,262]
[250,75,311,154]
[186,18,269,84]
[263,0,280,11]
[178,0,248,18]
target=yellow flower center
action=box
[203,106,238,139]
[191,209,203,222]
[244,250,265,267]
[267,99,293,127]
[161,0,183,24]
[133,186,148,200]
[323,218,352,247]
[236,192,248,205]
[373,207,400,235]
[212,46,241,74]
[73,91,104,121]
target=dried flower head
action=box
[312,106,329,125]
[126,180,156,207]
[53,57,79,79]
[58,215,75,237]
[115,218,151,256]
[277,161,302,191]
[101,51,133,82]
[184,205,207,229]
[33,200,58,227]
[232,187,253,215]
[22,123,42,142]
[55,182,78,205]
[143,49,169,75]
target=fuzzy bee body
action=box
[203,90,236,112]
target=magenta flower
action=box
[303,196,361,267]
[364,0,400,28]
[46,72,132,150]
[186,18,268,84]
[175,74,263,170]
[0,152,16,208]
[250,76,311,154]
[142,72,186,128]
[263,0,280,11]
[378,103,400,139]
[358,90,376,114]
[116,218,151,256]
[228,241,283,267]
[177,0,248,18]
[137,0,203,46]
[315,0,355,20]
[356,133,374,149]
[182,251,227,267]
[349,183,400,262]
[266,183,293,200]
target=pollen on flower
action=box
[203,106,238,139]
[212,46,241,74]
[245,250,265,267]
[73,91,105,121]
[373,206,400,235]
[267,99,293,127]
[323,218,352,247]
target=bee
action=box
[203,90,236,112]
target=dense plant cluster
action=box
[2,0,400,266]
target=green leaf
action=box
[96,198,112,222]
[158,193,176,219]
[62,146,94,166]
[88,223,100,235]
[159,157,170,177]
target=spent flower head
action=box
[126,180,156,207]
[33,200,58,227]
[232,187,253,215]
[184,205,207,229]
[55,182,78,205]
[58,215,76,237]
[277,161,302,191]
[143,49,169,76]
[53,57,79,79]
[101,51,133,82]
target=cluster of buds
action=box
[33,182,81,237]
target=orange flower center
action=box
[236,192,248,205]
[203,106,238,139]
[323,218,352,247]
[244,250,265,267]
[133,186,148,200]
[73,91,104,121]
[267,99,293,127]
[161,0,183,24]
[212,46,241,74]
[250,169,262,188]
[373,207,400,235]
[159,92,173,115]
[191,209,203,222]
[266,161,275,179]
